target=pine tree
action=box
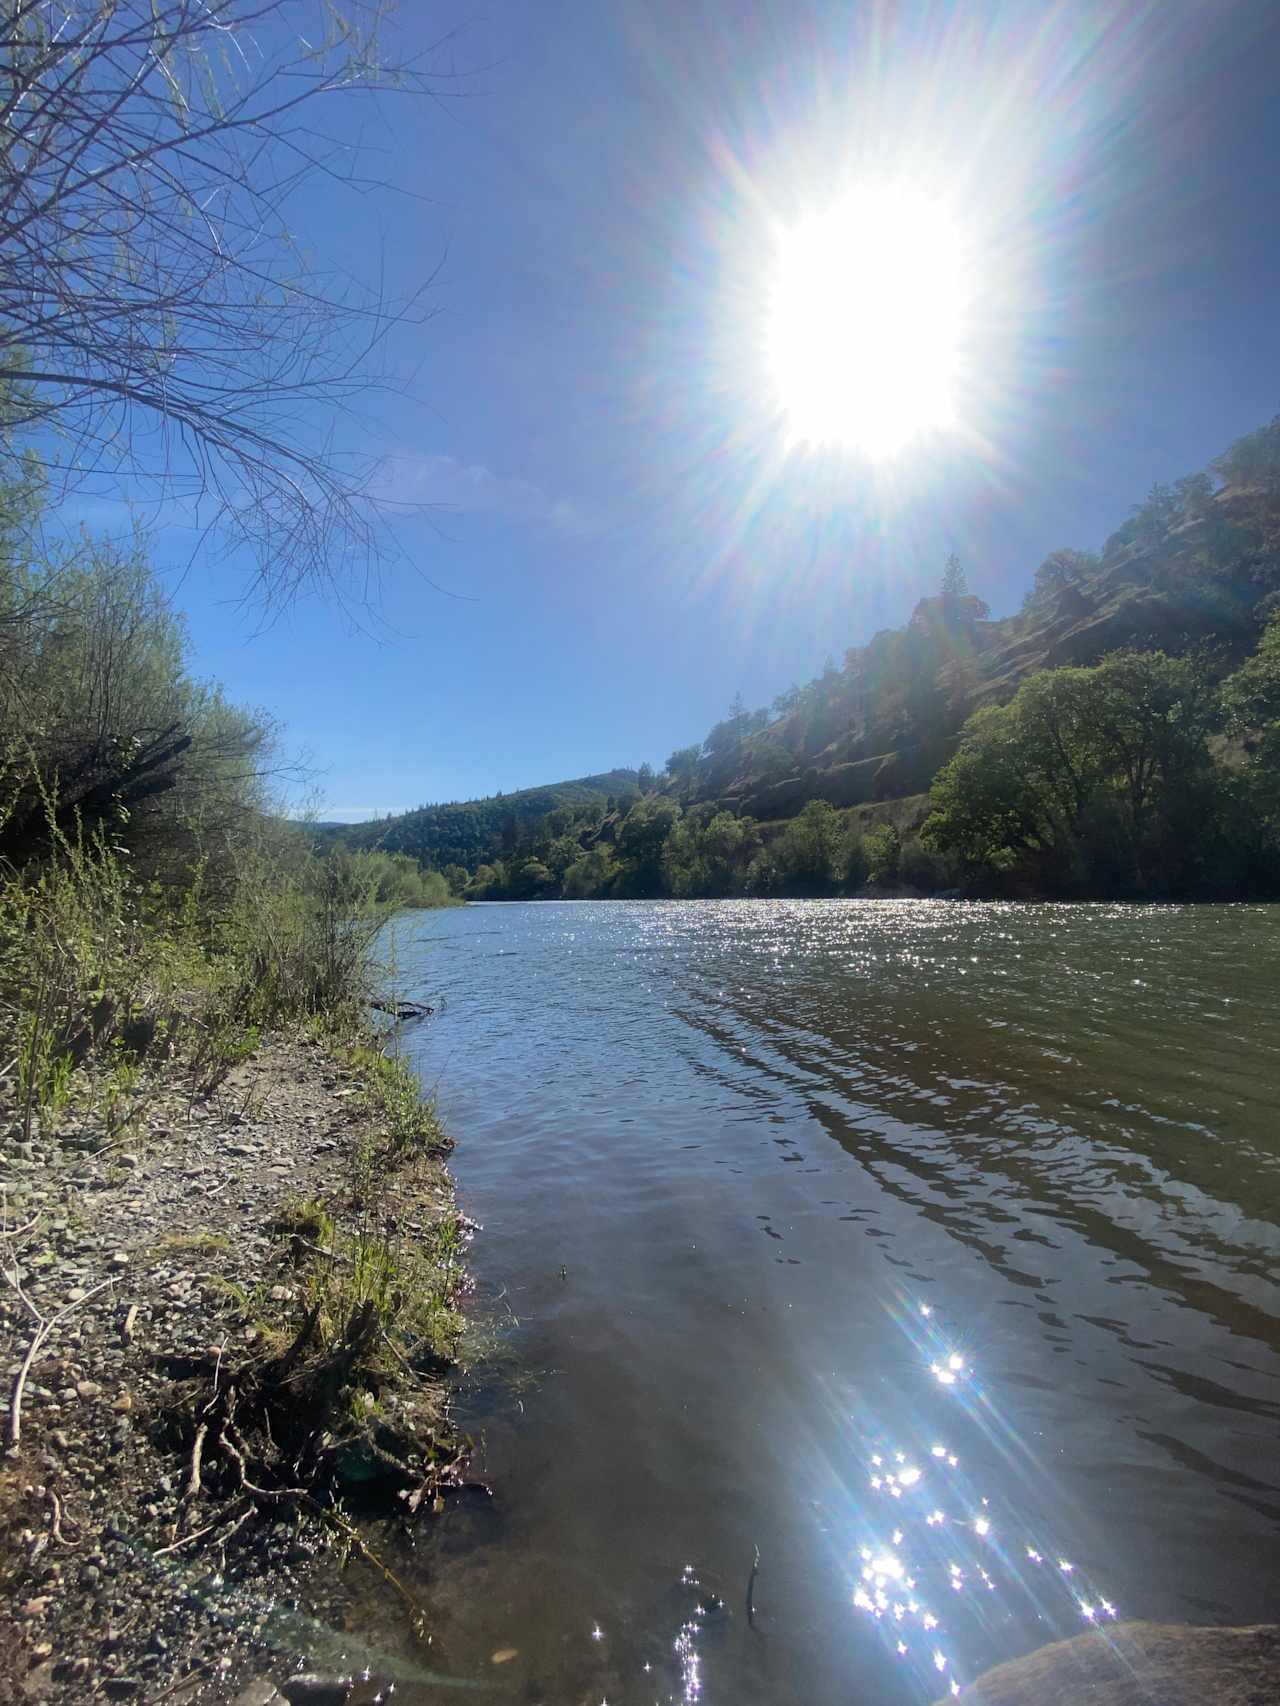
[941,554,968,602]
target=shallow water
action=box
[374,900,1280,1705]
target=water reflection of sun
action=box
[847,1300,1118,1698]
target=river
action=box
[373,899,1280,1705]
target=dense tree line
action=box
[924,622,1280,898]
[463,794,933,901]
[464,609,1280,905]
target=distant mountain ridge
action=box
[321,768,639,872]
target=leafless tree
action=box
[0,0,461,601]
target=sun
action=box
[765,185,972,458]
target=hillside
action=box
[666,419,1280,824]
[323,768,639,873]
[329,417,1280,903]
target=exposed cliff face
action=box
[945,1622,1280,1706]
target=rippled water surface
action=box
[377,900,1280,1704]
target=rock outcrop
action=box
[946,1621,1280,1706]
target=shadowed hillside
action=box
[322,769,640,875]
[667,418,1280,824]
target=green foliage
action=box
[1213,415,1280,490]
[0,524,271,892]
[666,745,702,781]
[1220,612,1280,868]
[662,808,761,897]
[0,511,456,1133]
[322,771,636,873]
[614,795,682,896]
[769,800,844,893]
[1023,549,1098,616]
[562,844,618,898]
[1223,610,1280,730]
[865,823,903,885]
[923,649,1236,894]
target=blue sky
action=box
[104,0,1280,817]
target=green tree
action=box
[562,844,617,898]
[771,800,843,892]
[614,796,682,896]
[923,651,1222,893]
[666,745,702,782]
[1023,549,1097,616]
[941,554,968,601]
[865,824,902,885]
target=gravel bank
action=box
[0,1031,462,1705]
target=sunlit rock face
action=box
[944,1622,1280,1706]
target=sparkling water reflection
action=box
[372,900,1280,1705]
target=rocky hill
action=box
[666,419,1279,826]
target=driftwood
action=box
[368,998,434,1022]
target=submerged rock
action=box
[946,1622,1280,1706]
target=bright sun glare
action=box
[766,185,972,459]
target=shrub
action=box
[865,823,902,885]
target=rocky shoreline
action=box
[0,1030,463,1705]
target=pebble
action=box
[234,1682,286,1706]
[75,1380,103,1400]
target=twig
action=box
[294,1237,350,1265]
[147,1661,214,1704]
[46,1486,78,1546]
[219,1424,306,1501]
[184,1421,208,1502]
[153,1500,251,1558]
[306,1496,432,1640]
[7,1279,114,1454]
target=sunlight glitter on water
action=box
[388,899,1280,1705]
[848,1298,1118,1698]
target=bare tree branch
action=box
[0,1,468,601]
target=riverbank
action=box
[0,1023,465,1705]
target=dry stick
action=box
[219,1424,306,1501]
[294,1236,350,1265]
[183,1421,208,1502]
[7,1279,114,1454]
[153,1500,252,1559]
[146,1660,214,1704]
[46,1486,73,1546]
[305,1495,432,1640]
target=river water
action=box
[374,899,1280,1705]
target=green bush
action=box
[865,824,902,885]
